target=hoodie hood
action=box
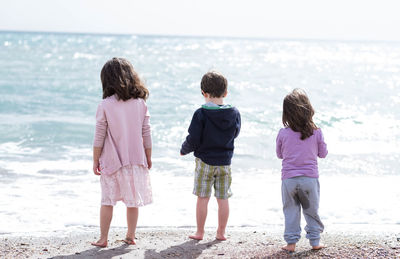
[201,105,239,131]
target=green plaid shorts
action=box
[193,158,232,199]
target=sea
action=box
[0,31,399,236]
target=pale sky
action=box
[1,0,400,41]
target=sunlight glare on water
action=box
[0,32,399,235]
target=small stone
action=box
[397,237,400,242]
[43,248,48,252]
[75,252,80,255]
[218,253,224,256]
[253,231,257,233]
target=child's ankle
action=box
[195,229,204,235]
[217,228,225,235]
[310,239,320,247]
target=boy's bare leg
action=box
[282,243,296,252]
[216,198,229,240]
[126,207,138,244]
[92,205,113,247]
[189,197,210,240]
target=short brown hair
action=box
[101,57,149,101]
[201,71,227,98]
[282,88,317,140]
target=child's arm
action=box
[145,148,152,169]
[93,147,102,175]
[234,110,241,138]
[142,104,152,169]
[93,103,107,174]
[317,129,328,158]
[276,131,283,159]
[180,110,203,155]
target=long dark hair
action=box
[100,57,149,101]
[282,88,317,140]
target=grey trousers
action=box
[282,176,324,246]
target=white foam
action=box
[1,161,399,236]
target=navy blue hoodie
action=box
[180,105,241,166]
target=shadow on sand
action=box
[264,248,322,258]
[144,239,221,258]
[50,243,133,259]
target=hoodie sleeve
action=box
[234,109,241,138]
[180,109,204,155]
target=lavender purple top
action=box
[276,127,328,180]
[93,95,152,175]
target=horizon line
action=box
[1,29,400,44]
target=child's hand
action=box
[147,159,152,170]
[93,161,101,175]
[144,148,152,170]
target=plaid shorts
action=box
[193,158,232,199]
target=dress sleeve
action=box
[93,103,107,148]
[276,130,283,159]
[142,102,152,149]
[317,129,328,158]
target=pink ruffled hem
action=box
[100,165,152,207]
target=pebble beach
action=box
[1,226,399,258]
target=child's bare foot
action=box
[282,243,296,252]
[215,235,227,241]
[91,238,107,248]
[123,237,136,245]
[189,232,204,240]
[216,231,227,241]
[312,244,326,250]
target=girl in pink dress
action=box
[91,57,153,247]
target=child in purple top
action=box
[276,89,328,252]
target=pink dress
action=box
[94,95,152,207]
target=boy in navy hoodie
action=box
[181,71,241,241]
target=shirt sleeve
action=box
[276,130,283,159]
[142,102,152,149]
[93,103,107,148]
[317,129,328,158]
[180,110,203,155]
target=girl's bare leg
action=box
[126,207,139,244]
[92,205,113,247]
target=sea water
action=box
[0,31,399,236]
